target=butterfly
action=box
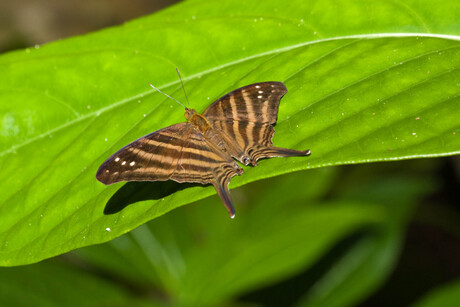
[96,81,310,218]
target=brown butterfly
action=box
[96,81,310,218]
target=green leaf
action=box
[0,163,436,305]
[72,164,433,306]
[412,280,460,307]
[1,0,459,265]
[73,168,339,292]
[295,173,434,307]
[0,260,160,307]
[74,168,386,306]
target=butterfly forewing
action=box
[96,123,242,217]
[203,82,287,124]
[202,82,309,166]
[96,123,191,184]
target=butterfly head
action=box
[184,108,197,120]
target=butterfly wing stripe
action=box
[210,120,273,148]
[207,119,279,164]
[224,92,235,111]
[237,120,248,149]
[244,91,255,121]
[154,163,216,176]
[141,139,212,153]
[231,118,243,149]
[236,90,248,119]
[229,93,237,121]
[137,145,177,165]
[259,123,273,147]
[142,137,216,155]
[245,88,264,122]
[132,146,223,166]
[261,98,269,123]
[96,123,192,184]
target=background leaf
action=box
[62,161,434,306]
[0,0,459,267]
[294,170,433,307]
[0,260,159,307]
[413,279,460,307]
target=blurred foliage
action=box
[1,159,457,306]
[413,279,460,307]
[0,0,459,266]
[0,0,459,306]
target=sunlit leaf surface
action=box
[0,0,459,265]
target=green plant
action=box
[0,0,459,306]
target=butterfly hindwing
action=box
[96,123,242,216]
[169,129,241,184]
[170,129,243,217]
[203,82,309,165]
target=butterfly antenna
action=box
[176,68,190,108]
[148,83,187,109]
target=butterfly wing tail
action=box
[251,146,310,161]
[268,147,311,157]
[212,179,236,219]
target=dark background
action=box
[0,0,178,52]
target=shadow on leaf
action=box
[104,181,202,214]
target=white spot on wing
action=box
[255,85,260,89]
[114,157,120,162]
[130,161,135,166]
[121,161,126,165]
[257,95,263,99]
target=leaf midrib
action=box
[1,33,459,158]
[1,32,458,262]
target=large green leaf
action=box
[295,170,434,307]
[0,0,459,265]
[0,161,437,306]
[62,162,432,306]
[72,168,384,306]
[413,279,460,307]
[71,168,338,292]
[0,260,160,307]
